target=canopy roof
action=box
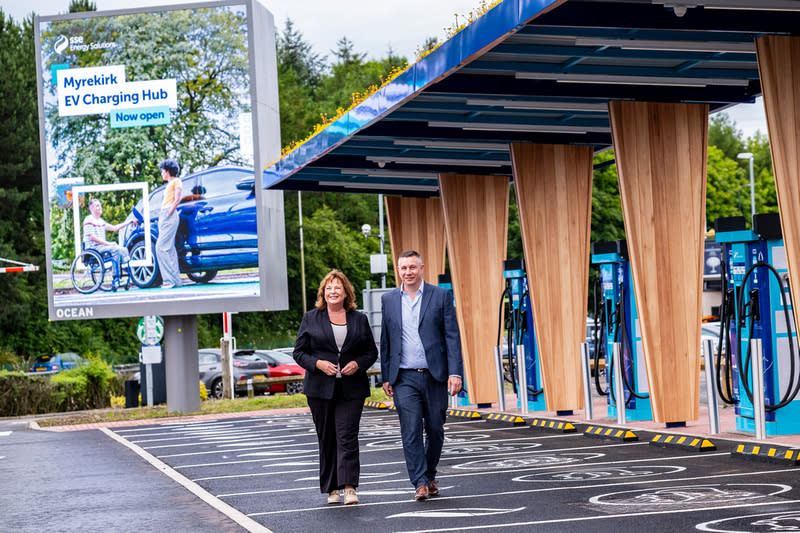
[264,0,800,196]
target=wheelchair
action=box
[70,246,131,294]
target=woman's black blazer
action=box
[293,308,378,400]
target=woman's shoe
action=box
[327,490,340,504]
[343,487,359,505]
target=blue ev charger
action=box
[714,214,800,435]
[590,240,653,421]
[500,259,546,411]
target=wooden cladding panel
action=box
[756,36,800,342]
[510,143,593,412]
[439,174,509,405]
[384,197,446,286]
[609,101,708,424]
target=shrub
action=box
[51,356,117,411]
[0,371,58,416]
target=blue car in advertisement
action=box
[123,166,258,288]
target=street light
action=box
[737,152,756,221]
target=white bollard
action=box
[580,342,594,420]
[516,344,528,415]
[703,338,720,434]
[612,342,626,425]
[751,338,766,440]
[494,345,506,411]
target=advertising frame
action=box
[34,0,288,321]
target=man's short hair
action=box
[159,158,180,177]
[399,250,421,260]
[89,198,101,208]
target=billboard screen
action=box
[35,0,287,321]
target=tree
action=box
[708,113,745,161]
[706,145,747,227]
[276,19,325,146]
[68,0,96,13]
[590,150,625,244]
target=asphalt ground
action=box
[49,407,799,533]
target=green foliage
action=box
[709,113,745,161]
[591,150,625,244]
[0,371,56,416]
[50,356,117,410]
[303,205,373,306]
[706,145,748,226]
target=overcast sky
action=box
[3,0,768,139]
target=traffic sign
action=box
[137,315,164,345]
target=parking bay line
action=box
[189,441,654,482]
[99,427,274,533]
[242,467,800,517]
[392,499,800,533]
[151,431,572,459]
[212,450,737,495]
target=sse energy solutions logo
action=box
[53,34,117,54]
[54,35,69,54]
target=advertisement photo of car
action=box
[121,166,259,289]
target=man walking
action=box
[380,250,463,501]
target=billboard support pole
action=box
[164,315,200,413]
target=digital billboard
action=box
[35,0,288,321]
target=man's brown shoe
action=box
[414,484,429,501]
[428,480,439,496]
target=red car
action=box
[236,349,305,395]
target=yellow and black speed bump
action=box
[530,418,577,433]
[583,425,638,442]
[732,443,800,465]
[447,409,482,420]
[363,400,389,410]
[650,433,716,452]
[484,413,526,426]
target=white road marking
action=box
[388,507,526,518]
[101,427,273,533]
[393,500,800,532]
[240,466,800,515]
[0,431,12,436]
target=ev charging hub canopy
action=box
[265,0,800,427]
[264,0,800,196]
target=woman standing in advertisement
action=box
[293,270,378,505]
[156,159,182,289]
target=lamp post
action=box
[737,152,755,221]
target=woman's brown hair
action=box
[315,269,357,311]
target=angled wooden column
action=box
[510,143,593,412]
[439,174,509,405]
[384,196,446,286]
[756,35,800,337]
[609,101,708,424]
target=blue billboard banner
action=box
[35,0,287,321]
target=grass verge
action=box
[34,387,391,427]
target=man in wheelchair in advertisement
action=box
[70,198,137,293]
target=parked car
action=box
[29,352,85,374]
[122,166,258,288]
[198,348,270,399]
[239,349,305,394]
